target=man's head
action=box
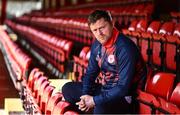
[88,10,113,45]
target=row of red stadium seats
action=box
[10,2,154,45]
[0,27,79,114]
[123,19,180,74]
[137,72,180,114]
[0,27,32,89]
[8,15,179,82]
[0,0,179,114]
[73,46,90,81]
[24,68,78,114]
[21,2,154,18]
[6,20,74,73]
[12,17,94,45]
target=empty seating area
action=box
[0,28,78,114]
[23,68,78,114]
[0,26,32,90]
[137,73,180,114]
[9,1,154,46]
[0,0,179,114]
[122,20,180,79]
[6,20,74,75]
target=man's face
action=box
[89,18,113,45]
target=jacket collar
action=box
[103,28,119,48]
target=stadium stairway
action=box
[0,50,19,108]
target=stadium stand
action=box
[0,0,179,114]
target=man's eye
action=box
[100,26,105,30]
[101,26,105,29]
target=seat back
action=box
[166,36,178,70]
[79,47,90,60]
[147,21,161,34]
[45,92,63,115]
[141,21,161,63]
[159,22,175,36]
[64,41,73,59]
[136,19,148,32]
[37,80,50,105]
[170,83,180,107]
[173,23,180,37]
[51,101,70,114]
[137,90,160,114]
[145,73,175,100]
[28,68,39,89]
[60,39,68,48]
[152,22,169,67]
[40,85,55,113]
[128,20,138,32]
[141,36,152,62]
[34,76,48,99]
[31,71,44,92]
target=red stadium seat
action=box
[173,23,180,37]
[153,22,175,40]
[64,41,73,59]
[145,72,176,100]
[132,19,148,37]
[40,85,55,113]
[170,83,180,107]
[51,101,70,114]
[79,47,90,60]
[130,19,148,50]
[166,36,179,71]
[166,24,180,71]
[45,92,63,115]
[151,22,175,69]
[73,47,90,81]
[140,36,152,63]
[159,22,175,35]
[154,79,180,114]
[141,21,161,39]
[27,68,40,89]
[122,20,138,36]
[37,80,50,105]
[157,97,180,114]
[30,71,44,92]
[141,20,160,62]
[152,83,180,114]
[137,90,160,114]
[137,72,176,114]
[34,76,48,99]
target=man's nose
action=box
[98,29,103,35]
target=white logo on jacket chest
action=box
[108,54,115,64]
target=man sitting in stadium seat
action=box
[62,10,147,114]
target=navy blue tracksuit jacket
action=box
[82,28,147,106]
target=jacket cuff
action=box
[93,95,103,106]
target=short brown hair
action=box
[87,10,112,26]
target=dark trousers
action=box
[62,82,133,114]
